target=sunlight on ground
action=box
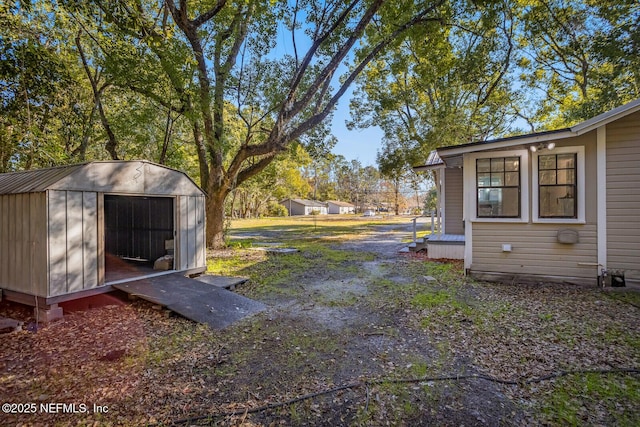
[229,214,415,230]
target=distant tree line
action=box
[226,148,428,218]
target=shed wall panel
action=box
[176,195,206,271]
[470,223,597,280]
[444,168,464,234]
[66,191,84,293]
[195,196,205,267]
[606,111,640,281]
[187,196,197,268]
[31,193,48,296]
[1,196,8,287]
[83,192,98,289]
[178,196,189,270]
[48,191,68,296]
[0,193,47,296]
[47,190,101,297]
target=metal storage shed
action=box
[0,161,206,311]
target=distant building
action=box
[326,200,355,214]
[280,198,328,216]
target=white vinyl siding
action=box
[444,168,464,234]
[471,223,598,280]
[606,111,640,281]
[466,132,598,281]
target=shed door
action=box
[104,195,174,263]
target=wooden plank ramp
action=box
[112,273,265,329]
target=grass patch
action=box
[603,290,640,309]
[539,373,640,426]
[224,238,254,248]
[209,238,376,298]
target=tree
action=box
[350,0,515,170]
[0,1,83,171]
[227,143,311,218]
[515,0,640,126]
[62,0,447,248]
[376,144,408,215]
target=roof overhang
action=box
[436,128,572,157]
[414,97,640,169]
[413,150,445,172]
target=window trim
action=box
[466,149,529,223]
[476,157,521,218]
[532,146,585,223]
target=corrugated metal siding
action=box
[471,223,598,279]
[0,193,47,296]
[47,190,99,297]
[606,111,640,281]
[0,165,82,194]
[444,168,464,234]
[177,195,206,271]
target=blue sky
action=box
[273,18,383,167]
[330,93,383,167]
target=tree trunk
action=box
[206,190,228,249]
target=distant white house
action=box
[327,200,355,214]
[280,198,328,216]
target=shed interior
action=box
[104,195,175,282]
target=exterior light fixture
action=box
[529,142,556,152]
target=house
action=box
[414,99,640,286]
[327,200,355,214]
[280,198,328,216]
[0,161,207,318]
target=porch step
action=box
[409,238,427,252]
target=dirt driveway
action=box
[1,216,638,426]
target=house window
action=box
[476,157,520,218]
[538,153,577,218]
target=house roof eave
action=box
[436,128,573,157]
[571,98,640,134]
[433,97,640,158]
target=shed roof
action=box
[282,198,326,207]
[0,164,84,194]
[0,161,204,196]
[327,200,355,207]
